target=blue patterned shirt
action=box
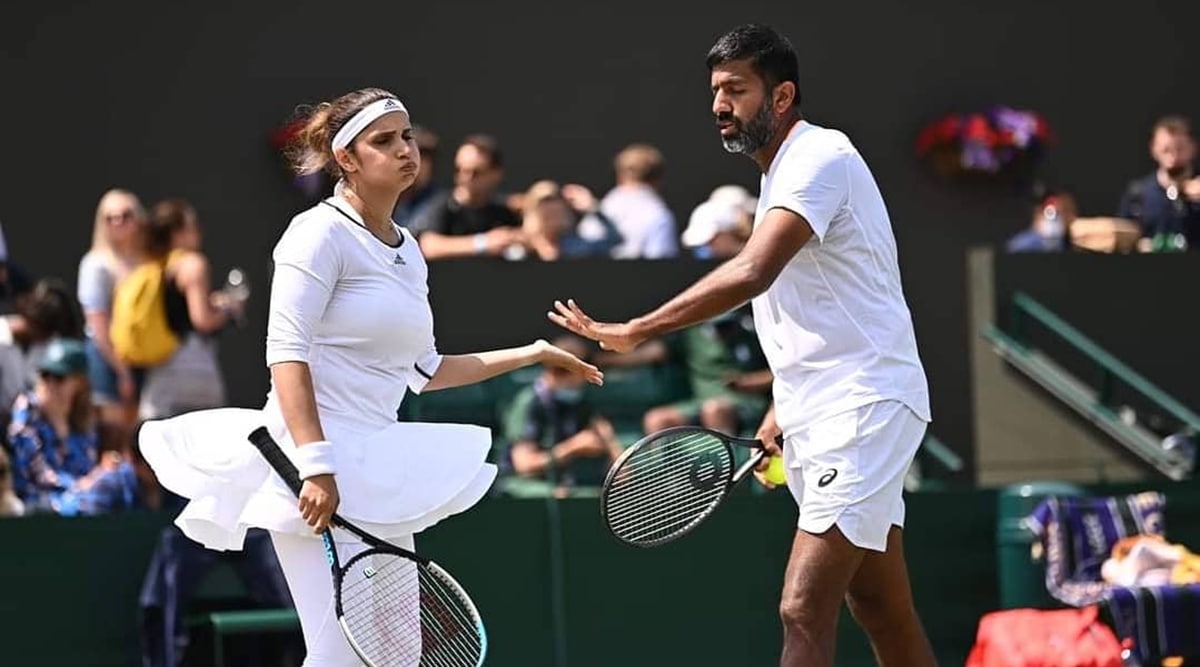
[7,392,99,513]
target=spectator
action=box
[1118,115,1200,252]
[136,199,244,421]
[7,338,140,515]
[393,124,445,227]
[409,133,525,259]
[0,219,35,316]
[78,189,147,429]
[1006,189,1078,253]
[681,184,756,258]
[0,278,86,411]
[499,335,622,497]
[599,143,679,259]
[518,180,623,260]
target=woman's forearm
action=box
[270,361,326,446]
[424,343,544,392]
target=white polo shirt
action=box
[750,121,931,436]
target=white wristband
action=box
[293,440,336,480]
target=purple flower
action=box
[993,107,1038,149]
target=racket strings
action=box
[604,432,734,544]
[605,434,727,514]
[604,446,730,531]
[604,434,729,508]
[339,553,483,666]
[419,568,485,666]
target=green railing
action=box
[984,291,1198,480]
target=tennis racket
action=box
[600,425,782,548]
[246,427,487,667]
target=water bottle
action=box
[222,268,249,326]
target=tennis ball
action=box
[762,455,787,486]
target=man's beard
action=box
[719,102,773,155]
[1165,164,1192,180]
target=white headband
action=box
[331,97,408,151]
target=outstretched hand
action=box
[531,338,605,385]
[547,299,643,354]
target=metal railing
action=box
[984,292,1197,480]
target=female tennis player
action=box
[139,87,602,666]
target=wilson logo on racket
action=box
[363,566,377,579]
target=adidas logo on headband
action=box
[331,96,409,151]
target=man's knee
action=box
[698,399,736,429]
[642,407,684,433]
[779,581,843,633]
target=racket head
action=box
[336,547,487,667]
[600,426,751,547]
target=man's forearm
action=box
[630,256,767,339]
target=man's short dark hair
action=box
[1153,115,1192,139]
[705,24,801,107]
[460,133,504,169]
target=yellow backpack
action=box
[109,252,183,367]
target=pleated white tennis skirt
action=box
[138,407,497,551]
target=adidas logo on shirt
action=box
[393,253,405,266]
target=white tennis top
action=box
[262,198,443,435]
[139,196,496,551]
[751,121,931,436]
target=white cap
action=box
[681,185,757,247]
[682,200,744,247]
[707,184,757,214]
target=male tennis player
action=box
[549,23,937,667]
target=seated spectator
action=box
[1006,189,1078,253]
[409,133,525,259]
[0,279,85,424]
[0,227,35,316]
[600,143,680,259]
[601,305,772,437]
[1118,115,1200,252]
[518,180,623,260]
[498,335,622,497]
[7,338,139,515]
[0,445,23,517]
[681,185,756,259]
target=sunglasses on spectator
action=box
[105,209,136,223]
[39,371,67,383]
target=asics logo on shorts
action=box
[817,469,838,487]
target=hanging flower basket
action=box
[915,107,1053,183]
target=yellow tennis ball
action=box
[762,455,787,486]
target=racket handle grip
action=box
[247,426,305,496]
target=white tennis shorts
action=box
[782,400,926,552]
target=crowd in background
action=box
[1006,115,1200,254]
[0,112,1195,522]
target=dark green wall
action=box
[5,482,1197,666]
